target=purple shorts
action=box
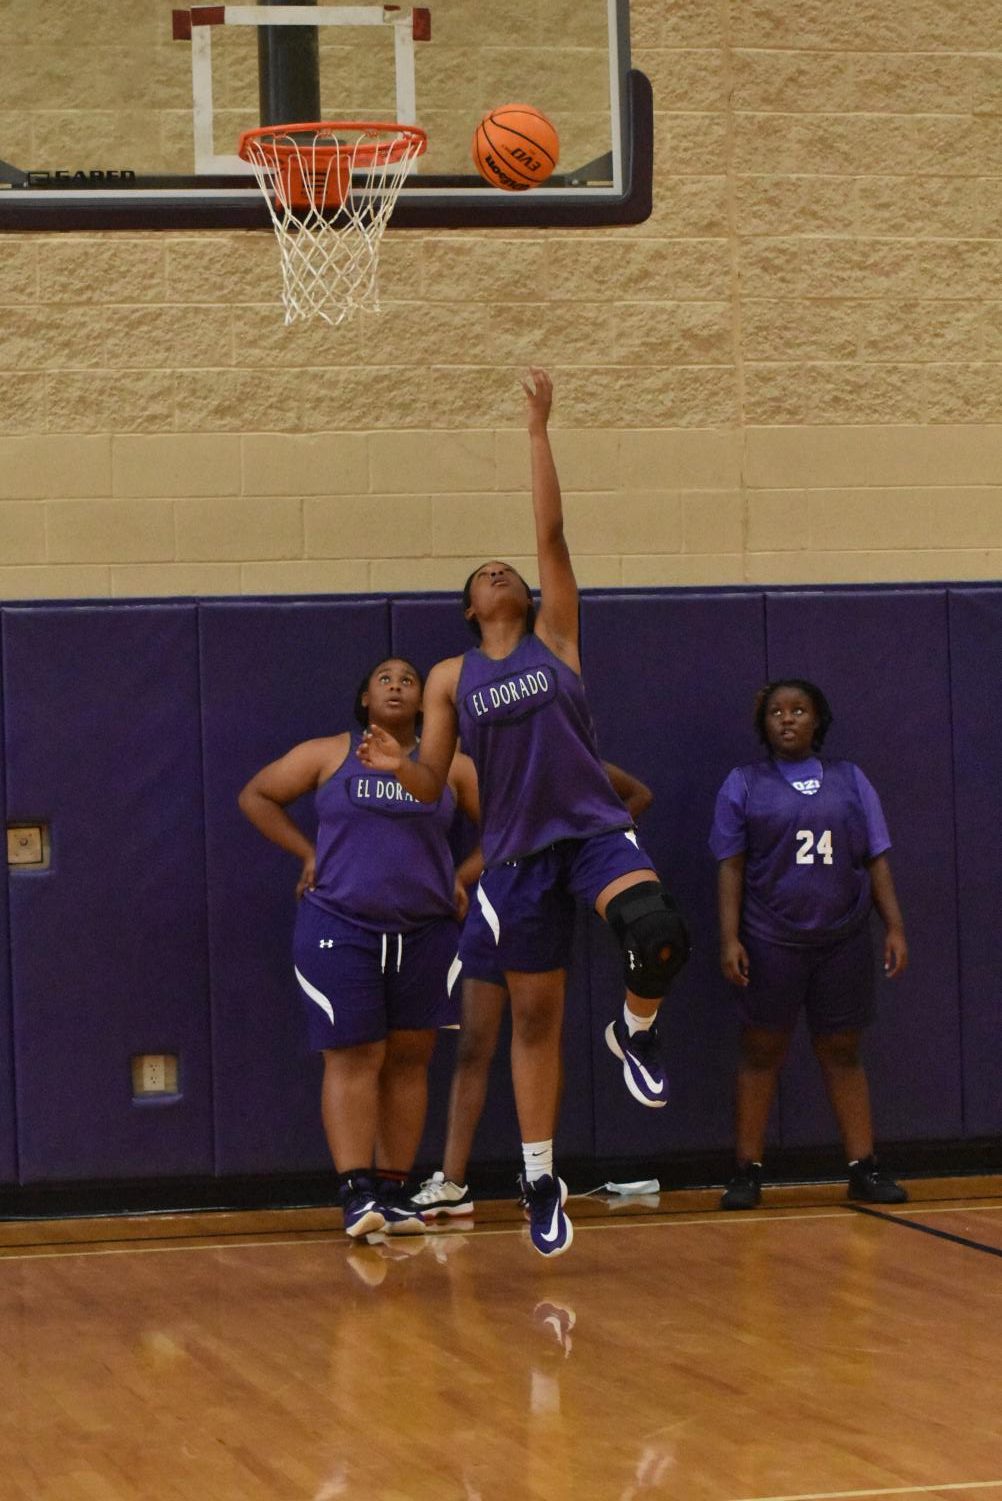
[458,896,505,988]
[476,828,657,975]
[740,921,876,1035]
[292,897,461,1050]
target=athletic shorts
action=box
[739,922,876,1036]
[475,827,657,975]
[458,896,505,988]
[292,898,461,1051]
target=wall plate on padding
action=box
[7,823,49,867]
[131,1054,180,1097]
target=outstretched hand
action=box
[522,366,553,430]
[356,725,405,774]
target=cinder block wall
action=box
[3,0,1002,600]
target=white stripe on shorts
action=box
[446,951,462,996]
[625,829,639,848]
[476,880,501,946]
[294,965,334,1025]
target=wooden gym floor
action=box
[1,1176,1000,1501]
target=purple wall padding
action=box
[3,605,213,1181]
[389,595,471,681]
[0,615,17,1183]
[765,589,962,1147]
[581,593,768,1158]
[0,585,994,1191]
[948,588,1002,1137]
[200,600,390,1174]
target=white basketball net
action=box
[239,124,426,327]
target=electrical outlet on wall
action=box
[131,1054,179,1098]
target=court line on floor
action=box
[849,1203,1002,1259]
[0,1208,871,1261]
[726,1480,1002,1500]
[886,1203,1002,1216]
[5,1198,1002,1263]
[0,1233,355,1262]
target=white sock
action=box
[624,1001,655,1036]
[522,1139,553,1184]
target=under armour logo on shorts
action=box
[319,939,335,948]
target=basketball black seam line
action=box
[482,120,556,180]
[475,128,531,190]
[488,113,558,169]
[473,133,512,189]
[484,119,556,172]
[480,123,537,185]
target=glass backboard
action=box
[0,0,651,230]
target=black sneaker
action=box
[517,1171,568,1216]
[720,1161,763,1210]
[378,1182,427,1235]
[847,1156,908,1204]
[338,1175,386,1239]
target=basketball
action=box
[472,104,559,192]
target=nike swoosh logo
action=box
[541,1201,564,1244]
[631,1059,665,1095]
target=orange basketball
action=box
[472,104,559,192]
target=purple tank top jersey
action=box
[456,633,631,866]
[306,734,456,931]
[719,759,877,946]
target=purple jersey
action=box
[456,633,631,867]
[709,758,891,946]
[307,734,456,931]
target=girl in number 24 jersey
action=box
[358,369,690,1258]
[710,679,909,1210]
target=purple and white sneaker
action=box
[605,1016,669,1108]
[523,1174,573,1258]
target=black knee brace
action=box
[605,882,690,1000]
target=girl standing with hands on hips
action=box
[710,678,908,1210]
[359,369,689,1257]
[239,657,479,1241]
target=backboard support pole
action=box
[258,0,321,127]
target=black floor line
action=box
[850,1202,1002,1259]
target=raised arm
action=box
[238,736,346,896]
[524,368,580,667]
[356,657,461,802]
[603,761,654,823]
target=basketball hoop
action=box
[238,121,427,326]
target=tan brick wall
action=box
[3,0,1002,598]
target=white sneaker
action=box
[410,1170,474,1219]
